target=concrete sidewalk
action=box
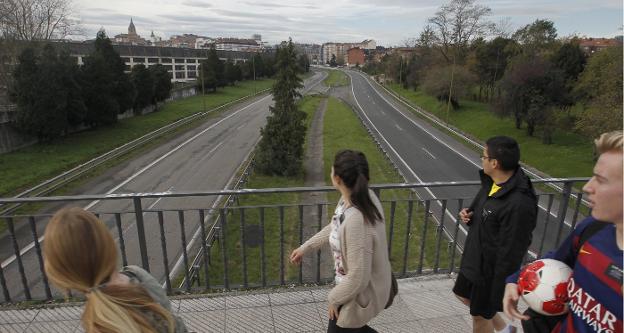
[0,274,523,332]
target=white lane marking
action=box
[197,142,225,165]
[1,95,271,270]
[120,186,174,236]
[348,72,463,233]
[395,124,403,131]
[168,135,262,287]
[354,71,559,225]
[422,148,436,159]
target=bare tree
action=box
[427,0,493,63]
[0,0,77,40]
[492,17,514,38]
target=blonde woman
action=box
[290,150,392,333]
[43,207,187,333]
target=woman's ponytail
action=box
[333,150,382,224]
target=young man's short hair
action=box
[486,136,520,171]
[595,131,623,154]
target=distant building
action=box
[113,18,149,46]
[321,39,376,65]
[195,37,215,49]
[295,43,322,64]
[347,48,365,67]
[214,37,262,52]
[578,37,622,54]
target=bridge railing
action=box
[0,178,589,304]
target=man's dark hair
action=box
[486,136,520,171]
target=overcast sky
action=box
[71,0,623,46]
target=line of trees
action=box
[198,49,276,92]
[363,0,622,143]
[10,30,172,140]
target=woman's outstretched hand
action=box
[290,248,303,265]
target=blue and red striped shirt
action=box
[508,217,623,333]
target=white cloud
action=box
[72,0,623,45]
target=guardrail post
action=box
[133,197,150,272]
[554,181,574,247]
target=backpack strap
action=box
[574,220,609,264]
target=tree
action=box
[512,19,558,55]
[421,65,476,109]
[206,47,224,87]
[496,55,566,142]
[150,64,172,104]
[471,37,516,101]
[573,47,623,138]
[428,0,493,64]
[223,59,238,85]
[11,44,85,140]
[198,61,217,92]
[297,54,310,73]
[329,54,337,67]
[81,30,135,126]
[0,0,78,40]
[256,39,306,176]
[131,64,155,111]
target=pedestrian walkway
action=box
[0,274,524,332]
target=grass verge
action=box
[323,70,349,87]
[0,79,274,197]
[386,83,594,178]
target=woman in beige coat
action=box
[290,150,392,332]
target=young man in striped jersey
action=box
[503,131,623,333]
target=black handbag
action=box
[385,273,398,309]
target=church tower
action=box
[128,18,137,35]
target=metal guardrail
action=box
[0,89,271,216]
[0,179,588,304]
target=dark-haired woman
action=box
[290,150,391,333]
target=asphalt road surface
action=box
[0,71,328,301]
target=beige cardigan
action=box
[297,191,391,328]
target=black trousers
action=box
[327,319,378,333]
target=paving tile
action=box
[418,315,469,333]
[269,291,315,306]
[224,306,273,333]
[370,320,423,332]
[225,293,270,309]
[25,320,80,333]
[0,310,38,324]
[0,323,27,333]
[179,297,225,312]
[33,307,81,321]
[272,303,324,332]
[401,291,460,320]
[310,289,330,302]
[179,310,225,333]
[370,297,416,325]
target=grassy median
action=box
[197,96,461,291]
[323,69,349,87]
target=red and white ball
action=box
[517,259,573,316]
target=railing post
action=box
[29,217,52,300]
[7,217,30,300]
[554,181,574,247]
[133,197,150,272]
[114,213,128,266]
[157,211,172,294]
[401,200,413,277]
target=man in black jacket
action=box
[453,136,538,333]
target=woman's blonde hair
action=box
[44,207,174,333]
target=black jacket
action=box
[459,167,537,306]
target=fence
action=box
[0,178,589,304]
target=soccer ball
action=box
[517,259,573,316]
